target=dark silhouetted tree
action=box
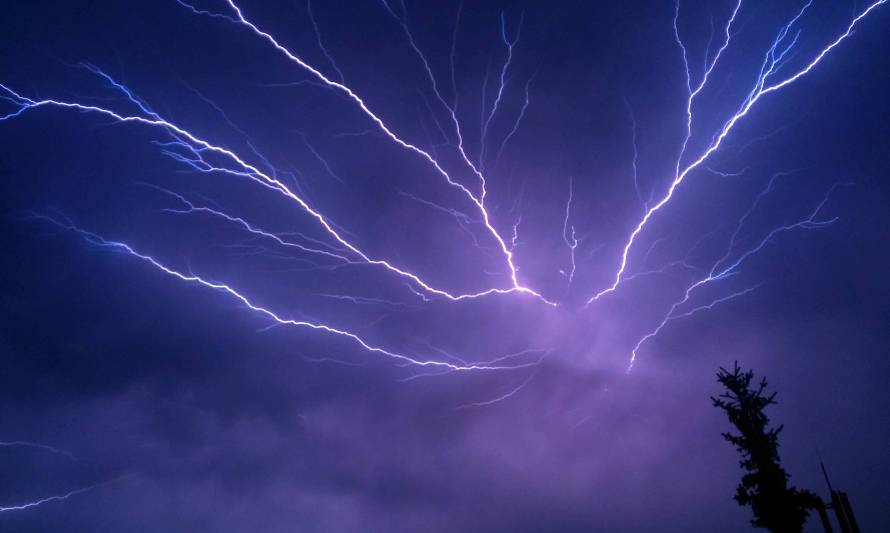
[712,362,819,533]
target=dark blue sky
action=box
[1,1,888,531]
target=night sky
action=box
[1,1,889,531]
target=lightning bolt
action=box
[177,0,554,304]
[454,367,539,410]
[0,70,548,303]
[589,0,886,304]
[0,441,77,461]
[627,180,845,369]
[0,486,99,513]
[0,478,124,513]
[560,176,578,284]
[29,212,539,372]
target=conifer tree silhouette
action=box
[712,362,819,532]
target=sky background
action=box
[1,0,888,531]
